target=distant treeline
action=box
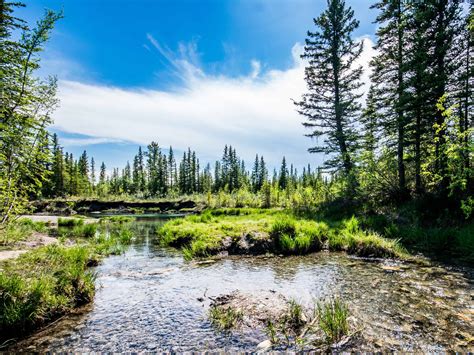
[41,134,323,198]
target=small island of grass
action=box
[159,208,408,260]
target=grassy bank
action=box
[0,219,50,247]
[0,219,133,343]
[159,208,408,260]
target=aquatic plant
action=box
[316,298,349,344]
[285,299,306,330]
[209,305,243,331]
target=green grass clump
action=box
[316,298,349,344]
[0,222,135,341]
[270,218,326,255]
[0,244,96,339]
[159,210,407,260]
[209,305,243,331]
[72,223,97,238]
[285,299,306,329]
[58,218,84,227]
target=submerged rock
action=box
[256,339,272,351]
[209,290,289,328]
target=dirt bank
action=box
[31,199,205,215]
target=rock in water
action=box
[256,339,272,352]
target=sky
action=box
[18,0,379,172]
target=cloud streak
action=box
[52,36,376,169]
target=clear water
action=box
[12,218,474,352]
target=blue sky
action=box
[20,0,378,172]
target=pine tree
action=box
[370,0,410,195]
[296,0,362,193]
[251,155,260,192]
[279,157,289,189]
[168,146,177,191]
[50,133,64,196]
[90,157,96,191]
[258,156,268,189]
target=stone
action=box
[256,339,272,351]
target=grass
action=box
[209,305,243,331]
[158,208,407,260]
[58,218,84,227]
[99,216,135,224]
[0,218,49,246]
[316,298,349,344]
[285,299,306,330]
[0,221,134,342]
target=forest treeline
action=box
[40,134,321,199]
[0,0,473,226]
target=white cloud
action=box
[52,37,376,169]
[60,137,124,146]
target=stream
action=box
[12,217,474,352]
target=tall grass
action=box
[58,218,84,227]
[0,222,135,341]
[0,219,49,246]
[159,209,407,260]
[316,298,349,344]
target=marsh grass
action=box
[58,218,84,227]
[316,298,349,344]
[0,218,49,246]
[159,209,406,260]
[285,299,306,330]
[209,305,243,331]
[0,221,134,341]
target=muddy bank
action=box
[31,199,205,215]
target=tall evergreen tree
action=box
[370,0,409,195]
[296,0,362,192]
[278,157,289,189]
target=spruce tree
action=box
[370,0,410,195]
[278,157,289,189]
[296,0,362,192]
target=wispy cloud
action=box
[60,137,125,147]
[52,36,376,169]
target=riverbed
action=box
[11,217,474,352]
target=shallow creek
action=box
[12,218,474,352]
